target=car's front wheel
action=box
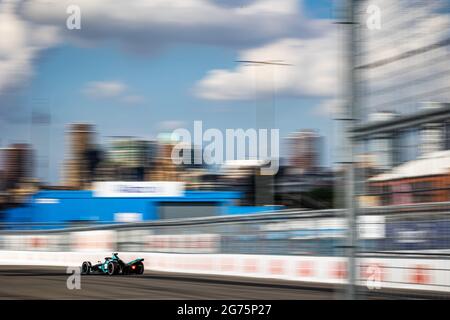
[81,261,91,275]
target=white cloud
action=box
[194,31,338,100]
[158,120,187,131]
[82,81,127,99]
[0,0,59,94]
[1,0,324,101]
[83,81,146,105]
[121,94,145,105]
[9,0,447,120]
[20,0,320,51]
[194,0,450,114]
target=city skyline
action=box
[1,121,329,186]
[0,0,335,184]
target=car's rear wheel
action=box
[81,261,91,275]
[136,262,144,275]
[116,263,123,275]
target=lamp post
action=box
[334,0,360,300]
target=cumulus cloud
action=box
[121,94,146,105]
[2,0,447,118]
[0,0,338,119]
[157,120,187,131]
[0,0,327,103]
[82,80,145,105]
[194,0,450,111]
[19,0,323,52]
[194,31,338,100]
[0,0,59,94]
[83,81,127,99]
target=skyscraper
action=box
[63,123,95,189]
[1,143,34,190]
[148,133,181,181]
[109,137,156,181]
[286,129,322,174]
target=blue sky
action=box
[0,0,336,184]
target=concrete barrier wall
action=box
[0,250,448,293]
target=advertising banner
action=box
[93,181,185,198]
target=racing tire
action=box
[107,261,117,276]
[116,263,123,275]
[136,262,144,275]
[81,261,91,275]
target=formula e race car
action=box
[81,253,144,276]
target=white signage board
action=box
[93,181,185,198]
[358,215,385,239]
[114,213,143,223]
[35,198,60,204]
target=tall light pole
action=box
[335,0,360,300]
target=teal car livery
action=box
[81,253,144,275]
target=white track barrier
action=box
[0,250,449,293]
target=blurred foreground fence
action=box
[1,204,450,256]
[0,205,449,295]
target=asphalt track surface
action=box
[0,266,445,299]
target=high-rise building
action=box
[354,0,450,167]
[1,143,34,190]
[175,142,203,170]
[108,137,156,181]
[357,1,450,121]
[63,123,95,189]
[286,130,322,174]
[148,133,181,181]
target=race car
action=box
[81,253,144,276]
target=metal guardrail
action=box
[0,208,343,233]
[1,205,450,258]
[4,200,450,233]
